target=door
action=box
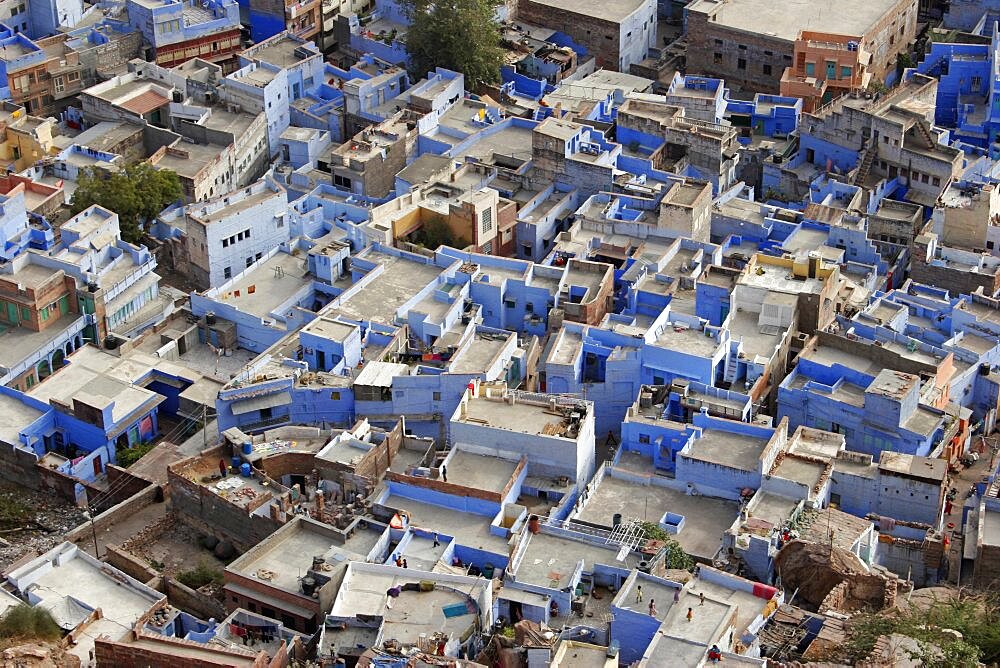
[92,453,102,477]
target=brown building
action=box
[330,115,416,199]
[686,0,918,94]
[153,27,243,73]
[0,263,80,388]
[515,0,656,71]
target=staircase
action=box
[914,120,937,149]
[533,106,553,122]
[852,141,877,186]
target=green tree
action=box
[402,0,505,87]
[69,163,182,244]
[639,521,695,571]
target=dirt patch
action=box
[0,484,88,572]
[121,513,227,577]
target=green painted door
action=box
[5,303,16,323]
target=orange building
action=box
[780,32,872,112]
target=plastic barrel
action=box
[230,456,240,469]
[482,563,495,579]
[242,442,253,455]
[240,463,251,477]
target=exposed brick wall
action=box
[95,633,272,667]
[168,457,282,553]
[64,486,162,546]
[517,1,621,69]
[223,571,320,633]
[105,544,160,584]
[165,577,228,621]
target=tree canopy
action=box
[69,163,182,244]
[402,0,505,87]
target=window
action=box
[841,65,852,79]
[54,77,64,94]
[713,52,722,65]
[737,58,746,70]
[932,176,940,186]
[714,39,723,46]
[20,306,29,321]
[525,303,534,313]
[333,174,352,189]
[762,64,772,75]
[805,62,815,76]
[639,434,650,444]
[331,391,341,400]
[223,267,232,280]
[432,391,441,401]
[246,257,254,268]
[972,76,982,89]
[222,238,229,248]
[481,208,493,233]
[738,44,747,50]
[40,307,48,321]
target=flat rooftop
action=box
[687,0,902,43]
[27,356,162,424]
[197,189,280,225]
[684,429,769,471]
[330,566,485,645]
[655,324,720,358]
[516,532,640,589]
[230,522,337,592]
[459,396,580,439]
[247,37,314,69]
[445,449,518,491]
[331,251,443,325]
[381,494,509,554]
[219,252,310,319]
[449,333,510,374]
[10,546,162,660]
[0,393,44,448]
[451,124,534,163]
[575,476,737,559]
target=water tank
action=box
[230,456,240,469]
[242,442,253,455]
[638,560,650,574]
[613,513,622,527]
[87,280,98,293]
[240,462,251,477]
[301,576,316,596]
[103,336,118,350]
[206,312,217,326]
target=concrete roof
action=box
[574,476,737,559]
[0,393,44,448]
[228,517,341,592]
[878,451,947,482]
[686,0,902,42]
[684,429,770,472]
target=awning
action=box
[231,392,292,415]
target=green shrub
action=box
[177,561,224,590]
[0,605,61,640]
[117,441,156,468]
